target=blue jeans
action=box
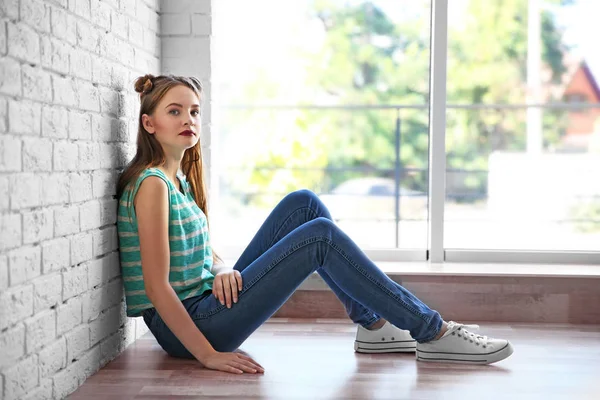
[143,190,443,358]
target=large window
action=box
[212,0,432,255]
[212,0,600,262]
[444,0,600,252]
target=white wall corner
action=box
[159,0,218,205]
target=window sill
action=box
[221,259,600,292]
[375,261,600,279]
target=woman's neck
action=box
[158,157,182,187]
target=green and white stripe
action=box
[117,168,214,317]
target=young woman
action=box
[116,74,514,375]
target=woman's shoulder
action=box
[136,168,172,194]
[141,166,165,178]
[119,167,170,202]
[135,167,171,187]
[135,174,170,204]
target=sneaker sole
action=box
[354,340,417,353]
[416,342,514,364]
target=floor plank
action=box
[69,319,600,400]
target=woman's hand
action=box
[213,268,242,308]
[201,351,265,374]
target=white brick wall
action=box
[160,0,215,194]
[0,0,162,398]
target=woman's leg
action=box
[230,189,380,328]
[156,216,441,357]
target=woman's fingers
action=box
[230,274,240,303]
[220,278,228,306]
[234,270,243,292]
[213,272,242,308]
[204,353,263,374]
[222,277,232,308]
[224,365,244,374]
[238,354,264,370]
[231,361,259,373]
[212,276,223,305]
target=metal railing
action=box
[217,102,600,246]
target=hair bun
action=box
[134,74,155,95]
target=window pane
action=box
[212,0,432,252]
[445,0,600,251]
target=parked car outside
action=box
[318,177,428,221]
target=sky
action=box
[557,0,600,73]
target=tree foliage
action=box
[220,0,571,203]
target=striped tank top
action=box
[117,167,214,317]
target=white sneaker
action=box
[416,321,514,365]
[354,321,416,353]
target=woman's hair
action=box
[116,73,221,264]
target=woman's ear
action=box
[142,114,155,134]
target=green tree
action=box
[220,0,571,204]
[446,0,569,179]
[305,0,431,190]
[306,0,570,195]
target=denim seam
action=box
[194,234,430,324]
[269,206,320,248]
[416,316,443,343]
[192,207,322,321]
[313,235,430,324]
[362,316,381,329]
[194,238,324,320]
[191,303,228,321]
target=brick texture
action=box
[0,0,164,398]
[161,0,214,191]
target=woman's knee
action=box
[309,216,336,233]
[279,189,333,223]
[284,189,319,205]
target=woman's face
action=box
[142,85,202,152]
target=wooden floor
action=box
[70,319,600,400]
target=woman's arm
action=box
[134,176,264,374]
[135,176,217,362]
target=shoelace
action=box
[448,322,489,346]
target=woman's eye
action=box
[169,109,199,116]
